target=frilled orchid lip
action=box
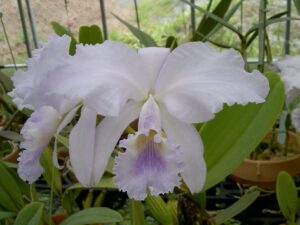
[113,130,184,200]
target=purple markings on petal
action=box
[133,137,166,175]
[113,132,184,200]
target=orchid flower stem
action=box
[83,189,94,208]
[93,191,106,207]
[49,164,55,222]
[30,183,37,201]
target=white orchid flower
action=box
[10,36,80,183]
[275,55,300,106]
[40,40,269,200]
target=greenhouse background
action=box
[1,0,300,67]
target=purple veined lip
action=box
[133,135,166,176]
[113,131,184,200]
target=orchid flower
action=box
[10,36,79,183]
[38,39,269,200]
[276,55,300,106]
[276,56,300,131]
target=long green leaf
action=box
[145,195,173,225]
[276,171,298,223]
[182,0,242,37]
[113,14,157,47]
[131,200,145,225]
[214,191,260,224]
[51,21,77,55]
[59,207,123,225]
[0,211,16,221]
[201,72,284,190]
[0,162,24,207]
[293,0,300,15]
[40,148,62,196]
[202,0,243,42]
[246,16,300,37]
[79,25,103,45]
[0,186,18,212]
[14,202,44,225]
[193,0,232,41]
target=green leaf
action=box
[0,131,24,142]
[130,200,145,225]
[165,36,178,49]
[0,186,18,212]
[214,191,260,224]
[59,207,123,225]
[183,0,242,37]
[62,189,81,214]
[0,71,13,93]
[201,72,284,190]
[113,14,157,47]
[14,202,44,225]
[201,0,242,42]
[79,25,103,45]
[40,148,62,196]
[0,211,16,221]
[293,0,300,15]
[145,195,173,225]
[246,16,300,37]
[57,135,69,148]
[0,161,24,207]
[51,21,77,55]
[276,171,298,223]
[166,200,179,225]
[193,0,232,41]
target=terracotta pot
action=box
[231,131,300,189]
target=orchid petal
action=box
[18,106,61,183]
[41,41,150,116]
[69,107,97,186]
[275,55,300,105]
[9,35,71,111]
[92,101,141,186]
[160,107,206,193]
[155,42,269,123]
[138,47,170,88]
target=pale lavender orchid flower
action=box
[39,40,269,200]
[10,36,79,183]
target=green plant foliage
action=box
[39,148,62,196]
[130,200,145,225]
[293,0,300,15]
[201,72,285,190]
[276,171,298,224]
[0,161,24,210]
[165,36,178,49]
[113,14,157,47]
[51,21,77,55]
[192,0,232,41]
[145,195,173,225]
[214,190,260,224]
[0,211,16,221]
[14,202,44,225]
[78,25,103,45]
[59,207,123,225]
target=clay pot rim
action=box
[243,152,300,164]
